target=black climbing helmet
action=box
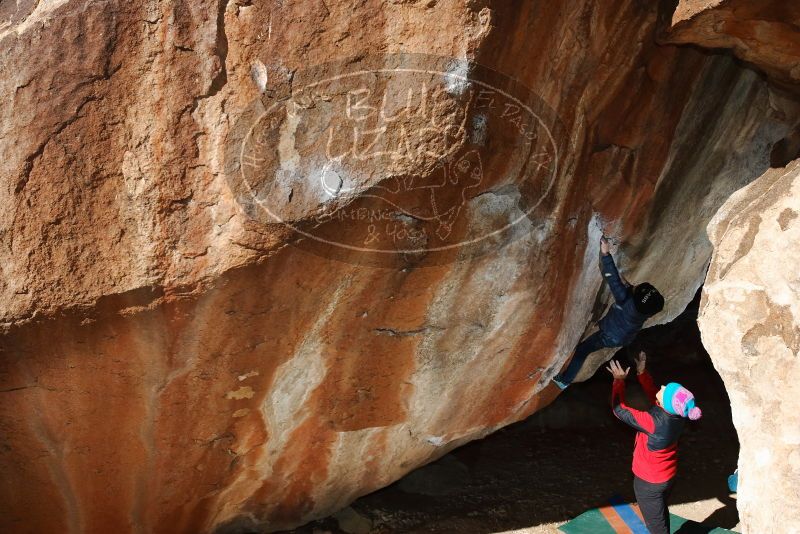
[633,283,664,316]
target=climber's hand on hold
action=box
[600,236,611,255]
[606,359,629,380]
[635,351,647,375]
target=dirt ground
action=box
[282,299,740,534]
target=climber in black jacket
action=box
[552,236,664,389]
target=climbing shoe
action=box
[552,376,569,390]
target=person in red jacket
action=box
[607,353,702,534]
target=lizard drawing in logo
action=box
[321,147,484,242]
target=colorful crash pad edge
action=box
[559,498,739,534]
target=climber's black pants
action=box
[634,475,674,534]
[555,330,616,384]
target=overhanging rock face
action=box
[667,0,800,90]
[0,1,797,532]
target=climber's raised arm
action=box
[600,237,630,304]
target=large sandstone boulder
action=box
[0,0,797,532]
[699,160,800,533]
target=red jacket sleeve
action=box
[611,378,655,434]
[637,370,659,404]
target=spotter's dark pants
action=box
[634,475,674,534]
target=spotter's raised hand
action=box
[606,359,630,380]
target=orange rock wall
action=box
[0,0,797,532]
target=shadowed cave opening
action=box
[281,291,739,534]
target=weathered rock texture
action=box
[0,0,797,532]
[699,160,800,534]
[668,0,800,89]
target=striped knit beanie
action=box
[663,382,702,420]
